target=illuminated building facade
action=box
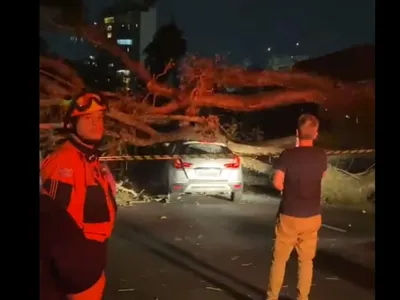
[101,2,157,92]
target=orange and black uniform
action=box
[40,193,105,300]
[40,137,117,272]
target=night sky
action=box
[45,0,375,64]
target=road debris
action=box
[231,256,240,260]
[322,224,347,233]
[197,234,203,239]
[118,288,135,292]
[205,286,222,291]
[241,263,253,266]
[160,216,167,220]
[174,236,182,241]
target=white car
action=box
[164,140,244,202]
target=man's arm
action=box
[41,154,74,209]
[322,151,328,177]
[273,151,288,192]
[273,170,285,192]
[101,163,116,197]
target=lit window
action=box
[128,24,131,30]
[104,17,114,24]
[126,47,130,52]
[135,24,138,28]
[108,63,114,67]
[107,33,112,39]
[117,39,133,45]
[117,69,130,76]
[107,25,112,31]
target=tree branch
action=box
[106,108,158,137]
[39,19,374,153]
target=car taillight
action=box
[173,159,192,169]
[224,155,240,168]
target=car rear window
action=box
[181,143,232,155]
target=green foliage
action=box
[317,118,375,150]
[40,0,86,28]
[143,20,187,81]
[222,118,265,142]
[322,167,375,205]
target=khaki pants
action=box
[267,214,321,300]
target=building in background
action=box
[40,0,158,93]
[267,54,309,71]
[40,0,95,61]
[69,55,117,91]
[99,0,157,92]
[292,44,374,82]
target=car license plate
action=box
[196,169,220,177]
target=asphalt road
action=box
[104,196,375,300]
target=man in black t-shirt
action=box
[266,114,327,300]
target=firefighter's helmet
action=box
[63,93,107,119]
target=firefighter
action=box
[40,92,117,298]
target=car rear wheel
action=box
[230,190,243,202]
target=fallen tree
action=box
[39,23,374,154]
[39,7,375,205]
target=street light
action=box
[296,42,299,47]
[267,47,271,52]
